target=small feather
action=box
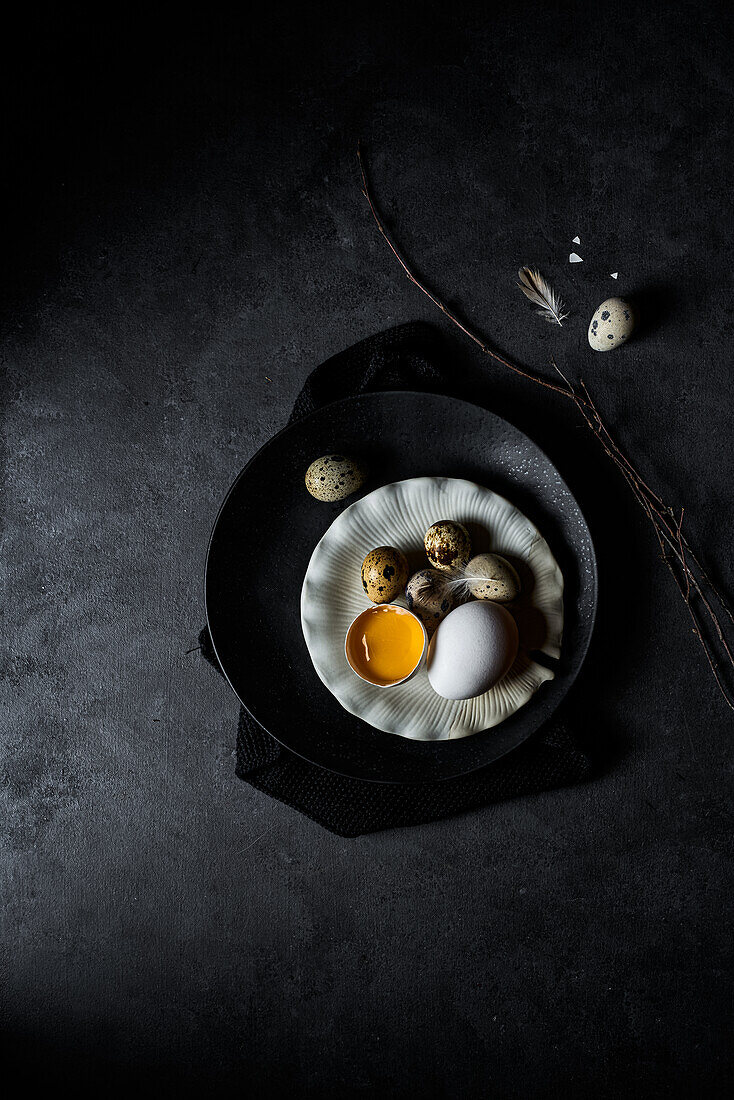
[516,267,569,326]
[412,566,509,604]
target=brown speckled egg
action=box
[424,521,471,573]
[464,553,521,602]
[305,455,366,502]
[361,546,409,604]
[405,568,455,635]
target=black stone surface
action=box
[2,4,733,1095]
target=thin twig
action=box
[356,142,734,711]
[357,143,573,402]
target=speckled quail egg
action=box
[464,553,521,603]
[304,455,366,502]
[361,546,410,604]
[405,568,455,635]
[424,520,472,573]
[588,297,635,351]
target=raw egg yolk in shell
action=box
[346,605,425,686]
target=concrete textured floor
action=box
[1,4,733,1095]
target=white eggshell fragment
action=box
[426,601,519,701]
[588,297,635,351]
[465,553,521,602]
[305,454,366,501]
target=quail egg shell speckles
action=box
[464,553,521,603]
[405,568,455,635]
[424,520,472,572]
[588,297,635,351]
[361,546,409,604]
[304,455,366,501]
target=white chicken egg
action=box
[426,601,519,700]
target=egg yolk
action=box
[346,606,425,686]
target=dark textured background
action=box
[2,3,733,1095]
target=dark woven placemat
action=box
[200,322,593,836]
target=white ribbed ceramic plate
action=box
[300,477,563,740]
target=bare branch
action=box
[357,142,734,711]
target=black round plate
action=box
[205,391,597,783]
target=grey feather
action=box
[517,267,569,326]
